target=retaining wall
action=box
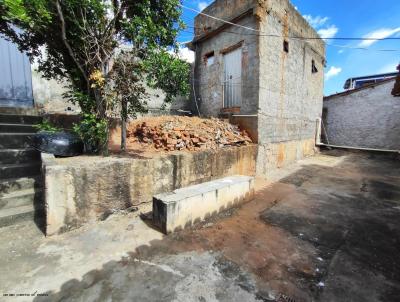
[42,145,257,235]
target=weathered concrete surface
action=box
[153,176,255,233]
[323,79,400,150]
[256,0,325,175]
[0,208,262,302]
[1,151,399,302]
[192,0,325,176]
[43,145,257,235]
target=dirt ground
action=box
[0,150,399,302]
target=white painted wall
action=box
[323,80,400,150]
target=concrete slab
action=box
[153,176,255,233]
[0,151,399,302]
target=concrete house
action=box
[189,0,326,176]
[323,77,400,151]
[343,72,398,91]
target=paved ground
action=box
[0,150,399,302]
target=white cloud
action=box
[359,27,400,47]
[338,49,344,54]
[178,47,195,63]
[303,15,329,28]
[318,25,339,39]
[377,62,399,74]
[198,1,209,11]
[325,66,342,80]
[303,14,338,40]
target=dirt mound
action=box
[125,116,253,152]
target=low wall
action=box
[256,138,317,177]
[42,145,257,235]
[153,176,255,234]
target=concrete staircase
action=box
[0,110,44,228]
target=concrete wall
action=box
[323,80,400,150]
[194,0,255,37]
[31,69,81,114]
[42,145,257,235]
[193,0,325,176]
[256,0,325,176]
[193,14,260,116]
[31,60,191,115]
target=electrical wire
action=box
[179,4,400,42]
[180,27,400,52]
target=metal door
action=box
[0,36,33,107]
[223,47,242,108]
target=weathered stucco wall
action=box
[31,65,81,114]
[323,80,400,150]
[194,0,255,38]
[256,0,325,175]
[193,0,325,176]
[193,14,260,117]
[32,67,190,115]
[43,145,257,235]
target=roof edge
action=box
[324,78,397,100]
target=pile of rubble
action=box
[126,116,252,152]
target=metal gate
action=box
[223,47,242,108]
[0,36,33,107]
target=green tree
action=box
[108,50,190,150]
[0,0,190,151]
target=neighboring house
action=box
[343,72,398,91]
[323,78,400,151]
[0,36,188,115]
[189,0,325,176]
[0,35,79,113]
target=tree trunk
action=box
[94,89,106,119]
[121,100,127,151]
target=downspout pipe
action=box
[315,118,400,154]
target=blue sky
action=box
[178,0,400,96]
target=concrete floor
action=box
[0,150,399,302]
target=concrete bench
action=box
[153,175,255,234]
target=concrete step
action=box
[0,205,35,228]
[0,177,41,196]
[0,149,41,165]
[0,123,37,133]
[0,133,34,149]
[0,163,41,180]
[0,188,43,210]
[153,176,255,234]
[0,107,38,116]
[0,114,42,125]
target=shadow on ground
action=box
[15,151,400,302]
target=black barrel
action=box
[30,132,84,157]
